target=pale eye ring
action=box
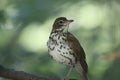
[58,20,64,25]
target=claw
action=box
[64,77,69,80]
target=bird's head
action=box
[52,17,74,33]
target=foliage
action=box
[0,0,120,80]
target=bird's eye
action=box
[59,20,64,23]
[58,20,64,26]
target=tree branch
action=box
[0,65,60,80]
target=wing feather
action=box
[67,32,88,73]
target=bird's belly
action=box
[49,45,75,66]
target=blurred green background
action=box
[0,0,120,80]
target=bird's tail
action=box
[75,62,88,80]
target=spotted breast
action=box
[47,32,76,66]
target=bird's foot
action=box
[63,77,69,80]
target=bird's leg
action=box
[64,65,74,80]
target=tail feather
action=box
[75,62,88,80]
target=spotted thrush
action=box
[47,17,88,80]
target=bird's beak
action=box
[68,20,74,22]
[65,19,74,25]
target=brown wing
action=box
[67,32,88,73]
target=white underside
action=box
[47,33,75,65]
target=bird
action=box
[47,17,88,80]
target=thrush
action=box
[47,17,88,80]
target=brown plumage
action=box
[67,32,88,72]
[67,32,88,80]
[47,17,88,80]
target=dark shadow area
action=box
[102,59,120,80]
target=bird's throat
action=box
[52,25,69,33]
